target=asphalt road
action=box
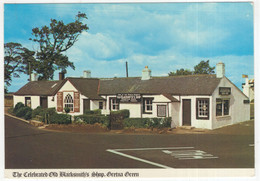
[5,115,254,169]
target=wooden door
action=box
[182,99,191,126]
[40,96,48,108]
[83,99,90,111]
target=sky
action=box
[4,2,254,92]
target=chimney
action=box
[83,70,91,78]
[31,73,38,81]
[59,72,65,80]
[141,66,151,80]
[216,62,225,78]
[243,75,250,98]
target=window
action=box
[110,98,119,111]
[196,98,209,119]
[99,102,103,109]
[216,98,230,117]
[64,94,74,112]
[143,98,153,114]
[25,97,31,107]
[157,105,167,117]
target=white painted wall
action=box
[178,95,212,129]
[171,102,180,127]
[212,77,250,129]
[48,95,56,108]
[120,103,141,118]
[13,95,40,109]
[91,100,100,110]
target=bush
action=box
[32,106,43,118]
[110,109,130,119]
[15,106,32,118]
[84,110,94,115]
[49,113,71,124]
[13,102,25,114]
[64,107,70,114]
[84,109,101,115]
[75,115,110,127]
[24,110,32,120]
[123,117,172,128]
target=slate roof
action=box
[99,74,221,95]
[14,74,221,98]
[14,80,64,96]
[67,78,104,100]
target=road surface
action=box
[5,115,254,169]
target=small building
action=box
[13,62,250,129]
[242,77,254,102]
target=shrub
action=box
[32,106,43,118]
[64,107,71,114]
[24,110,32,120]
[75,115,110,127]
[110,109,130,119]
[84,110,94,115]
[49,113,71,124]
[123,117,172,128]
[13,102,25,113]
[38,108,57,122]
[15,106,32,118]
[92,109,101,115]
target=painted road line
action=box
[249,144,254,147]
[106,149,173,169]
[113,147,194,151]
[162,150,218,160]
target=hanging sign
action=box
[116,93,141,103]
[219,87,231,95]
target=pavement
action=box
[5,114,254,169]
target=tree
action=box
[169,60,215,76]
[4,42,35,93]
[30,12,89,80]
[168,68,193,76]
[193,60,215,74]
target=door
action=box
[182,99,191,126]
[40,96,48,108]
[83,99,90,111]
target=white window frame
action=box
[111,98,119,111]
[143,98,153,113]
[196,98,209,119]
[64,93,74,112]
[216,98,230,117]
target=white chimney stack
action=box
[31,73,38,81]
[216,62,225,78]
[83,70,91,78]
[141,66,151,80]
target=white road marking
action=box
[106,149,173,169]
[162,150,218,160]
[249,144,254,147]
[113,147,194,151]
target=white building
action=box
[242,78,254,102]
[14,62,250,130]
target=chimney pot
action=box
[142,66,151,80]
[216,62,225,78]
[83,70,91,78]
[59,72,65,80]
[31,73,38,81]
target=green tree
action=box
[168,68,193,76]
[169,60,215,76]
[4,42,35,93]
[30,12,89,80]
[194,60,215,74]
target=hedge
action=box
[123,117,172,128]
[84,109,101,115]
[15,106,32,120]
[49,113,71,124]
[13,102,25,114]
[32,106,43,118]
[110,109,130,119]
[75,115,110,127]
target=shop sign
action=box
[219,87,231,95]
[116,93,141,102]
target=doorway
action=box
[182,99,191,126]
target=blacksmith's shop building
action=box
[13,62,250,129]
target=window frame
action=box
[157,105,167,117]
[110,97,119,111]
[143,98,154,114]
[99,101,103,110]
[196,98,210,120]
[216,98,230,117]
[64,93,74,112]
[25,97,31,107]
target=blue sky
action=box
[4,2,254,92]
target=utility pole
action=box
[126,61,128,77]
